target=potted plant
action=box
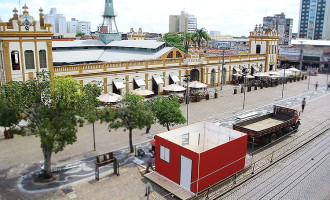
[234,86,238,94]
[247,82,253,92]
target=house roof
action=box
[157,121,246,153]
[52,47,174,63]
[106,40,165,49]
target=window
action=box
[256,45,261,54]
[11,51,20,70]
[24,50,35,69]
[39,50,47,69]
[160,145,170,163]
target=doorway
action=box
[180,155,192,190]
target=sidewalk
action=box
[0,74,329,200]
[17,84,330,194]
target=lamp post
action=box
[299,41,304,71]
[308,66,311,90]
[184,74,191,125]
[220,49,225,90]
[327,66,329,91]
[282,64,286,98]
[242,66,248,109]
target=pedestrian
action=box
[145,149,154,174]
[149,136,155,152]
[301,98,306,112]
[315,81,319,91]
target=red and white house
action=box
[154,121,248,193]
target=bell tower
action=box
[99,0,121,44]
[249,24,280,72]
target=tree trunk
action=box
[42,146,53,178]
[129,129,134,153]
[166,125,170,131]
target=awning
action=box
[169,74,180,83]
[113,79,125,89]
[233,66,241,72]
[153,75,164,85]
[134,77,146,87]
[252,65,259,72]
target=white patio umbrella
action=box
[97,93,122,103]
[245,75,255,79]
[253,73,270,77]
[132,88,154,96]
[268,71,281,75]
[188,81,207,88]
[278,69,293,77]
[270,75,281,78]
[232,73,242,77]
[287,67,301,73]
[163,84,186,92]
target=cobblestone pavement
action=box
[0,74,329,200]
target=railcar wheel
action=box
[270,133,277,143]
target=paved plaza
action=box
[0,74,329,200]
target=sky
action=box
[0,0,300,37]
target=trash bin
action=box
[206,94,210,100]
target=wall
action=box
[197,135,247,193]
[155,136,200,192]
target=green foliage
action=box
[163,33,187,53]
[0,71,100,177]
[151,96,186,131]
[75,32,85,37]
[193,28,211,48]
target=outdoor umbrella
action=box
[270,75,281,78]
[253,73,270,77]
[268,71,281,75]
[232,73,242,77]
[245,75,255,79]
[188,81,207,88]
[287,67,301,73]
[278,69,293,77]
[97,93,122,103]
[163,84,186,92]
[132,88,154,96]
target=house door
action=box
[180,155,192,190]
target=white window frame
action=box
[160,145,170,163]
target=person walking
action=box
[301,98,306,112]
[145,149,154,174]
[315,81,319,91]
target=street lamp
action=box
[184,74,191,125]
[220,49,225,90]
[281,63,286,98]
[307,66,311,90]
[299,40,305,71]
[242,66,249,109]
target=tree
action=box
[151,96,186,131]
[76,32,85,37]
[180,32,193,52]
[0,71,99,178]
[193,28,211,49]
[162,33,186,53]
[100,93,152,153]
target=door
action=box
[180,155,192,190]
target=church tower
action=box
[249,24,280,72]
[99,0,121,44]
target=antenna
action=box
[19,0,21,14]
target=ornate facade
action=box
[0,7,280,96]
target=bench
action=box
[95,152,119,180]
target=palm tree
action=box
[193,28,211,49]
[180,32,193,52]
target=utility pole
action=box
[221,49,225,90]
[299,41,304,71]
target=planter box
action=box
[4,130,14,139]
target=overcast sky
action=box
[0,0,300,36]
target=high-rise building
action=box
[67,18,91,34]
[45,8,67,33]
[169,11,197,33]
[263,13,293,45]
[298,0,330,40]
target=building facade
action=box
[169,11,197,33]
[0,6,53,85]
[45,8,67,33]
[263,13,293,45]
[298,0,330,40]
[67,18,91,34]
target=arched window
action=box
[11,51,20,70]
[24,50,35,69]
[256,45,261,54]
[176,51,182,58]
[167,51,173,58]
[39,50,47,68]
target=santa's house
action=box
[154,121,247,193]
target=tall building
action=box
[45,8,67,33]
[169,11,197,33]
[67,18,91,34]
[298,0,330,40]
[263,13,293,45]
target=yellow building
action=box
[0,6,279,96]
